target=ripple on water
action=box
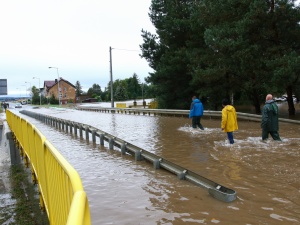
[272,197,290,203]
[270,214,299,222]
[262,207,273,211]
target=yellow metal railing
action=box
[6,110,91,225]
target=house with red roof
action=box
[43,78,76,104]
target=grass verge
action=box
[0,165,49,225]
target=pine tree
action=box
[141,0,197,109]
[75,81,83,97]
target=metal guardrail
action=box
[21,110,237,203]
[76,105,300,124]
[6,110,91,225]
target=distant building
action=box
[76,94,94,103]
[44,78,76,104]
[82,98,97,103]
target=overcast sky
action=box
[0,0,155,96]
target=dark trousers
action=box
[192,116,204,130]
[262,130,281,141]
[227,132,234,144]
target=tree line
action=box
[140,0,300,115]
[75,73,154,102]
[29,73,154,105]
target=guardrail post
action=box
[100,134,104,145]
[135,150,143,161]
[70,123,73,134]
[178,170,187,180]
[65,122,69,133]
[61,120,65,131]
[109,138,114,149]
[79,125,83,137]
[85,127,89,140]
[153,159,160,169]
[56,119,60,130]
[74,124,77,136]
[92,130,96,143]
[121,143,127,155]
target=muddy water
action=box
[16,107,300,225]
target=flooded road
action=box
[12,105,300,224]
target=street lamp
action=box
[16,88,20,98]
[25,81,32,103]
[21,84,26,97]
[25,81,31,94]
[48,67,61,105]
[33,77,41,105]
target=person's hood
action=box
[265,99,275,104]
[193,98,201,103]
[224,105,235,112]
[266,100,278,114]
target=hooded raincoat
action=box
[261,100,279,131]
[221,105,238,132]
[189,98,204,118]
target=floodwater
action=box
[12,104,300,225]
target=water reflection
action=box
[15,107,300,224]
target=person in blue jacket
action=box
[189,96,204,130]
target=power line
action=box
[112,48,140,52]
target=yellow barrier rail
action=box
[6,110,91,225]
[116,103,126,108]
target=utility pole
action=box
[109,46,114,108]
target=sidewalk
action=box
[0,112,49,225]
[0,112,15,224]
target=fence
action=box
[6,110,91,225]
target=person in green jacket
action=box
[261,94,281,141]
[221,98,238,144]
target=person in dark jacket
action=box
[189,96,204,130]
[3,102,7,112]
[261,94,281,141]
